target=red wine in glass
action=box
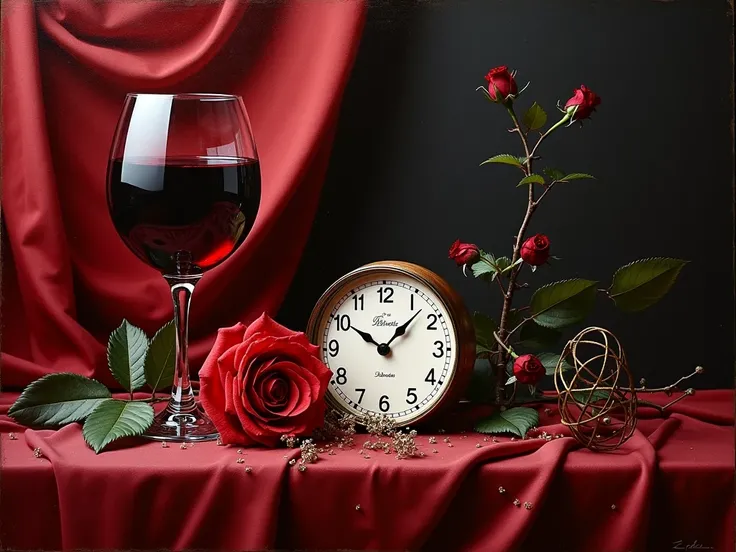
[106,93,261,441]
[109,156,260,274]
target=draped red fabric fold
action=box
[0,391,733,551]
[1,0,367,389]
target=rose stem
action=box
[495,105,535,405]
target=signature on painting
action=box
[672,540,714,551]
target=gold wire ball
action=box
[554,327,638,452]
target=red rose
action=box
[564,85,601,121]
[513,354,545,385]
[484,66,518,103]
[448,240,480,266]
[520,234,550,266]
[199,314,332,446]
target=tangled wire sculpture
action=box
[554,327,638,452]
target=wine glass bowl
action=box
[107,93,261,441]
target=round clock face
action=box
[312,269,460,425]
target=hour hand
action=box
[351,326,380,347]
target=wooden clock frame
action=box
[306,260,476,427]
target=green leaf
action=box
[474,407,539,437]
[82,400,154,454]
[476,343,494,355]
[505,309,525,335]
[470,253,497,280]
[473,312,497,351]
[8,373,112,427]
[495,256,512,273]
[609,257,688,313]
[518,322,562,350]
[480,154,524,168]
[505,375,517,385]
[570,389,610,403]
[517,174,545,187]
[530,279,598,329]
[522,102,547,131]
[559,173,595,182]
[537,352,574,375]
[144,321,176,391]
[107,320,149,392]
[471,261,495,279]
[543,167,565,181]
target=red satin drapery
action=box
[1,0,366,389]
[0,391,733,551]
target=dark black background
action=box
[279,0,734,389]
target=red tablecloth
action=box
[1,391,733,552]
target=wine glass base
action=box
[142,402,219,442]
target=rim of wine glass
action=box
[125,93,242,101]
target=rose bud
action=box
[520,234,550,266]
[484,66,518,103]
[564,85,601,121]
[513,354,546,385]
[448,240,480,266]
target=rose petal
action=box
[279,372,303,416]
[232,379,280,446]
[254,399,327,437]
[244,313,298,341]
[232,341,253,376]
[275,362,318,417]
[267,378,288,404]
[242,358,315,419]
[244,313,319,356]
[198,323,256,446]
[241,357,281,420]
[199,371,254,446]
[246,360,317,419]
[216,346,239,379]
[260,374,288,408]
[223,371,237,415]
[286,333,320,358]
[199,323,247,383]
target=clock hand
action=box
[385,309,423,347]
[350,326,380,347]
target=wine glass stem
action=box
[164,274,202,413]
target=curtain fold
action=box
[1,0,366,389]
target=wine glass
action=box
[106,93,261,441]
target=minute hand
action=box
[386,309,422,346]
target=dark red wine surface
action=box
[108,156,260,274]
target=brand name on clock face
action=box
[372,314,399,327]
[375,371,396,378]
